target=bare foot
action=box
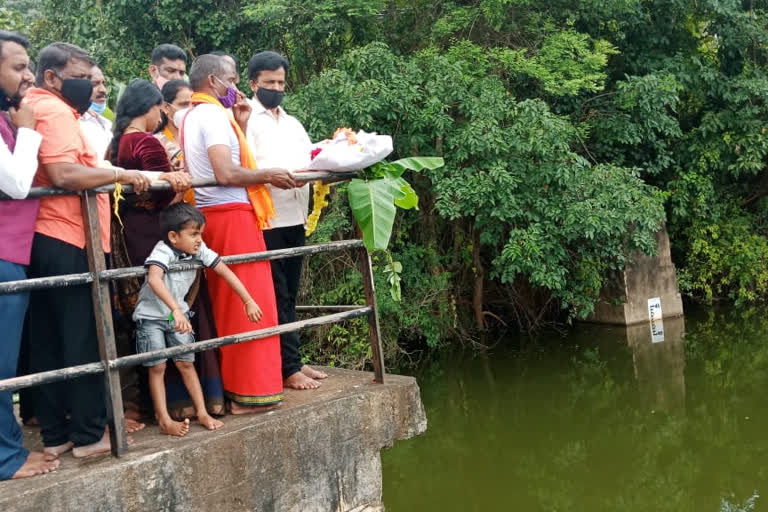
[43,442,73,457]
[301,365,328,380]
[158,418,190,437]
[125,418,146,433]
[229,402,282,415]
[198,414,224,431]
[72,431,135,458]
[28,451,58,463]
[284,371,320,390]
[11,453,59,479]
[124,408,143,422]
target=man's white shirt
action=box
[246,98,311,229]
[79,110,113,161]
[0,123,42,199]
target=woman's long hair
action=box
[155,79,192,134]
[108,78,163,165]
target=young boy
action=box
[133,203,263,437]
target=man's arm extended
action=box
[43,162,151,193]
[207,144,297,189]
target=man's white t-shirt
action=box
[181,103,248,208]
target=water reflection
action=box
[382,309,768,511]
[626,316,686,412]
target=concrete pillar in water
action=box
[588,225,684,325]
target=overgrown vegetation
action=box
[9,0,768,365]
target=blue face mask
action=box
[90,102,107,114]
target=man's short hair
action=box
[247,51,289,81]
[188,54,226,91]
[210,51,239,72]
[35,42,94,86]
[0,30,29,62]
[151,43,187,65]
[160,203,206,235]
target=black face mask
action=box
[0,87,22,111]
[256,88,284,109]
[55,74,93,115]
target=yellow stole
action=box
[188,92,274,228]
[162,126,197,206]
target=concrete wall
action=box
[2,369,427,512]
[588,226,684,325]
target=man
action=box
[181,54,297,413]
[246,51,328,390]
[0,29,60,480]
[210,51,239,83]
[149,43,187,90]
[79,64,112,160]
[24,42,151,457]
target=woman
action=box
[154,80,227,420]
[109,78,190,266]
[155,79,192,174]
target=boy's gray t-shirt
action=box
[132,240,221,321]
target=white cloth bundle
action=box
[306,129,393,172]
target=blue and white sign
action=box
[648,297,664,343]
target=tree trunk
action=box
[472,228,486,330]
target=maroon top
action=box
[116,132,174,265]
[117,132,172,173]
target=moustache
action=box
[94,93,107,100]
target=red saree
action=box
[201,203,283,406]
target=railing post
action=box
[358,246,385,384]
[81,190,128,456]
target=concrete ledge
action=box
[2,368,427,512]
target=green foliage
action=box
[678,214,768,305]
[348,178,397,251]
[494,31,619,96]
[292,41,665,321]
[349,157,444,251]
[0,7,25,31]
[588,73,683,177]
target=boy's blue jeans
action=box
[135,317,196,367]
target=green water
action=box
[382,308,768,511]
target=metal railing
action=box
[0,173,384,456]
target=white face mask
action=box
[173,107,189,129]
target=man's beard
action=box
[0,86,22,111]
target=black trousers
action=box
[27,234,107,447]
[263,225,305,379]
[16,315,36,423]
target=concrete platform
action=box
[1,368,427,512]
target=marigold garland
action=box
[305,127,357,236]
[306,181,331,236]
[333,127,358,145]
[113,182,125,229]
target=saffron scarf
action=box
[184,92,274,228]
[162,126,196,205]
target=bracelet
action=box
[113,168,120,183]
